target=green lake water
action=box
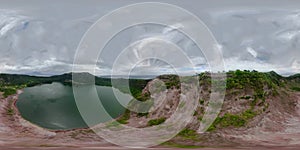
[16,82,132,130]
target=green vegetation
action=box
[199,99,204,105]
[6,98,15,116]
[157,75,180,89]
[109,78,150,101]
[0,73,150,98]
[105,121,122,128]
[0,87,17,98]
[147,117,166,126]
[116,109,131,124]
[291,86,300,91]
[132,92,150,102]
[178,128,198,140]
[226,70,278,91]
[6,108,14,116]
[208,109,257,131]
[137,112,149,117]
[240,95,251,100]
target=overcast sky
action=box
[0,0,300,76]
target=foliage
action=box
[147,117,166,126]
[291,86,300,91]
[226,70,277,91]
[116,109,131,124]
[208,109,257,131]
[6,108,14,116]
[0,87,17,98]
[0,73,150,98]
[157,75,180,89]
[178,128,198,138]
[6,98,15,116]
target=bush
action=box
[0,87,17,98]
[208,109,258,131]
[116,109,130,124]
[147,117,166,126]
[291,87,300,91]
[7,108,14,116]
[178,128,197,137]
[241,109,257,120]
[218,113,246,127]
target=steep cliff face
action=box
[119,71,300,147]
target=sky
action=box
[0,0,300,76]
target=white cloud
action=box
[0,10,28,37]
[224,57,276,72]
[1,4,300,76]
[247,47,258,58]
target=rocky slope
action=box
[117,70,300,147]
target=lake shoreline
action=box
[0,90,116,148]
[15,82,132,131]
[12,89,94,133]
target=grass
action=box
[147,117,166,126]
[6,108,14,116]
[0,87,17,98]
[157,75,180,89]
[240,95,251,100]
[199,99,204,105]
[241,109,257,120]
[137,112,148,117]
[6,98,15,116]
[116,109,130,124]
[208,109,257,131]
[178,128,199,140]
[105,121,122,128]
[178,101,186,108]
[291,86,300,91]
[226,70,277,96]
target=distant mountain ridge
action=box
[0,72,150,98]
[1,70,300,98]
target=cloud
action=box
[247,47,258,58]
[1,3,300,76]
[0,8,97,75]
[0,10,28,37]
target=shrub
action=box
[291,87,300,91]
[117,109,130,124]
[0,87,17,98]
[208,109,258,131]
[147,117,166,126]
[7,108,14,116]
[178,128,197,138]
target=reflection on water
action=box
[16,82,132,130]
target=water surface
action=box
[16,82,132,130]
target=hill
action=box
[1,70,300,148]
[114,70,300,147]
[0,72,150,98]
